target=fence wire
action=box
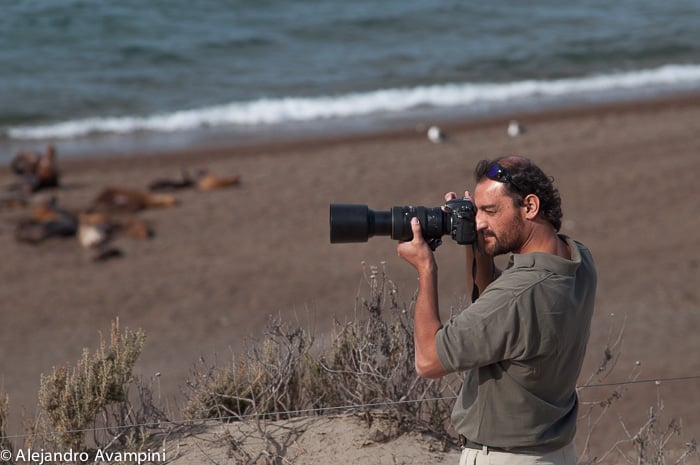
[1,373,699,442]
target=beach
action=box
[1,95,700,457]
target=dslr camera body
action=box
[330,197,476,248]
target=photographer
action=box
[397,156,597,465]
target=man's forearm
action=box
[413,263,447,379]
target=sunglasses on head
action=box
[486,163,523,195]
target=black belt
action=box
[458,435,509,453]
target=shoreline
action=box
[3,90,700,167]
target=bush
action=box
[183,321,311,421]
[183,263,461,442]
[0,393,12,462]
[33,318,151,451]
[576,314,700,465]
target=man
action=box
[397,156,597,465]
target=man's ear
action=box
[523,194,540,220]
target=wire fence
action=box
[2,373,699,442]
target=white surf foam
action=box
[8,63,700,140]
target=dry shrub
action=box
[183,263,461,444]
[623,399,699,465]
[184,321,311,422]
[585,392,700,465]
[577,314,700,465]
[0,393,12,463]
[305,263,459,439]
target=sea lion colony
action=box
[2,145,241,262]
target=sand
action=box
[1,94,699,461]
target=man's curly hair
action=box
[475,157,563,231]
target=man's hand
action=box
[396,217,436,274]
[444,190,472,204]
[444,191,459,203]
[396,216,447,379]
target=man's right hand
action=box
[444,191,499,297]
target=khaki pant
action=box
[459,442,577,465]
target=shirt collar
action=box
[505,235,581,276]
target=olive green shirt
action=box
[436,236,597,453]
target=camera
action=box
[329,198,476,247]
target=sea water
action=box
[1,0,700,159]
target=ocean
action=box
[2,0,700,159]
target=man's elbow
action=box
[415,357,447,379]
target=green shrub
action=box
[35,318,145,451]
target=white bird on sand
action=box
[507,120,525,137]
[427,125,446,143]
[78,212,112,249]
[78,223,108,249]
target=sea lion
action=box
[14,197,77,244]
[195,170,240,191]
[79,211,154,244]
[121,217,153,240]
[148,169,195,192]
[77,211,151,261]
[15,218,75,244]
[148,169,241,192]
[35,144,60,188]
[92,187,178,213]
[9,144,60,193]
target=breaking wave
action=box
[7,63,700,140]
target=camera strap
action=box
[471,246,480,303]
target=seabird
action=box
[427,125,446,144]
[507,120,525,137]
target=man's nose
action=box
[475,212,487,232]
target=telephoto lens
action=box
[329,204,391,243]
[330,198,475,246]
[329,203,447,243]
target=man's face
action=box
[473,179,525,256]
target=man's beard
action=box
[478,215,525,256]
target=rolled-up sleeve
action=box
[436,286,526,372]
